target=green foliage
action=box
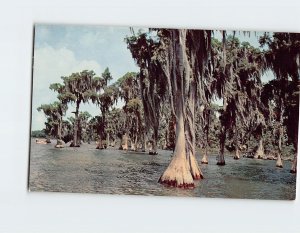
[31,130,46,138]
[37,30,299,162]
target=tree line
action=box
[35,29,299,188]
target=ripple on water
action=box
[29,139,296,200]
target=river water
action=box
[29,139,296,200]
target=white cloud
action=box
[31,45,102,130]
[79,31,106,47]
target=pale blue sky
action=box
[32,24,140,130]
[32,25,274,130]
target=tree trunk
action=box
[55,120,64,148]
[290,154,297,173]
[71,101,80,147]
[131,135,137,151]
[185,84,203,179]
[254,137,265,159]
[123,132,128,151]
[159,91,194,188]
[276,152,283,168]
[201,110,209,164]
[233,128,240,160]
[217,128,226,165]
[201,109,209,164]
[276,100,284,168]
[164,128,168,150]
[201,146,208,164]
[290,133,297,173]
[107,132,110,147]
[112,138,116,147]
[149,128,158,155]
[141,132,146,152]
[159,29,207,187]
[96,130,103,149]
[118,136,123,150]
[217,96,227,165]
[276,138,283,168]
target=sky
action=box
[32,24,140,130]
[31,25,275,130]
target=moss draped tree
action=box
[51,70,97,147]
[37,101,67,148]
[260,33,300,169]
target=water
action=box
[29,139,297,200]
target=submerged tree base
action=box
[201,155,208,164]
[217,161,226,166]
[192,173,203,180]
[276,155,283,168]
[158,178,195,189]
[55,139,65,148]
[70,143,80,147]
[149,151,158,155]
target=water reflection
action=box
[29,139,296,200]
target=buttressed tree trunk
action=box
[96,129,103,149]
[159,29,195,188]
[276,152,283,168]
[123,132,128,150]
[201,146,209,164]
[254,137,265,159]
[159,93,194,188]
[185,84,203,179]
[55,119,64,148]
[96,115,105,149]
[131,135,137,151]
[149,128,158,155]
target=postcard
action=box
[29,24,299,200]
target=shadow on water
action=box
[28,139,296,200]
